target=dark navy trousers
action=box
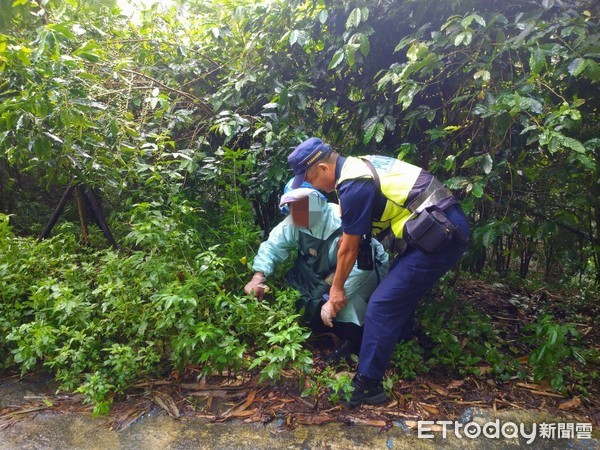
[358,204,470,380]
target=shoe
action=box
[347,373,388,407]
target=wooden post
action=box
[38,184,75,241]
[82,187,118,249]
[75,186,89,245]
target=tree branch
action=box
[121,68,212,115]
[529,211,599,246]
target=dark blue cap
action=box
[288,137,331,189]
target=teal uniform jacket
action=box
[252,199,389,326]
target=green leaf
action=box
[455,32,465,46]
[318,9,328,24]
[397,82,420,110]
[289,30,299,46]
[482,154,493,175]
[374,122,385,143]
[568,58,586,77]
[463,31,473,46]
[406,42,428,62]
[529,49,545,74]
[441,15,460,31]
[394,37,414,53]
[345,44,357,67]
[461,14,485,29]
[346,8,361,29]
[363,117,379,144]
[542,0,554,9]
[473,14,486,27]
[461,156,478,169]
[328,50,344,70]
[73,42,103,62]
[383,115,396,130]
[560,135,586,154]
[529,98,543,114]
[360,7,369,22]
[47,23,76,41]
[482,224,498,247]
[461,15,473,29]
[358,33,370,57]
[585,60,600,81]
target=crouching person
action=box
[244,181,389,361]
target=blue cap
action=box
[288,137,331,189]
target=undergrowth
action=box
[1,212,598,413]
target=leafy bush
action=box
[390,340,426,380]
[0,212,313,413]
[2,0,599,412]
[522,315,597,393]
[301,366,352,405]
[249,297,313,382]
[418,293,497,376]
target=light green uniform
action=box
[252,196,389,326]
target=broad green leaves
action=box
[454,31,472,47]
[363,118,384,144]
[567,58,586,76]
[376,1,600,282]
[328,49,344,70]
[406,42,428,62]
[1,0,600,289]
[528,47,548,74]
[346,7,369,29]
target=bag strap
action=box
[362,158,381,191]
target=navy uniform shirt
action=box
[335,156,456,236]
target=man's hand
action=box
[320,300,334,328]
[244,273,268,300]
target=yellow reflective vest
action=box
[336,155,423,238]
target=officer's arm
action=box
[329,232,361,313]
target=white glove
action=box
[320,300,334,328]
[244,274,268,300]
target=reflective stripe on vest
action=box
[337,155,422,238]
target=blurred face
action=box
[289,197,309,227]
[305,162,336,193]
[288,195,324,228]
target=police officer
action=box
[288,137,469,407]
